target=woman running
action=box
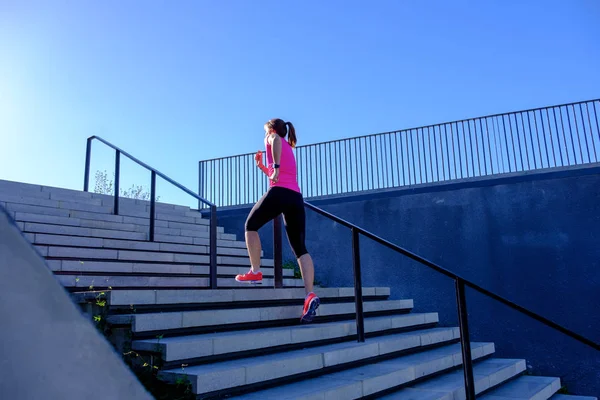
[235,118,320,323]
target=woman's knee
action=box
[245,217,260,232]
[290,242,308,259]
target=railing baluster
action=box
[501,115,512,173]
[209,204,217,289]
[519,113,531,170]
[444,125,451,179]
[466,121,475,177]
[552,108,569,166]
[578,104,591,163]
[83,138,92,192]
[560,106,573,166]
[594,102,600,159]
[484,118,492,175]
[455,279,476,400]
[351,227,365,343]
[585,103,598,162]
[479,119,487,176]
[198,162,204,210]
[149,171,156,242]
[273,214,283,288]
[114,150,120,215]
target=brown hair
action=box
[265,118,297,148]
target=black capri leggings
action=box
[245,187,308,258]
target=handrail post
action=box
[209,205,218,289]
[351,227,365,342]
[114,150,120,215]
[273,215,283,288]
[83,138,93,192]
[198,162,204,211]
[456,279,476,400]
[149,171,156,242]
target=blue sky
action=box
[1,1,599,207]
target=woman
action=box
[235,118,320,323]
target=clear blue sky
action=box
[1,1,599,207]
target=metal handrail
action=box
[272,201,599,400]
[83,136,219,289]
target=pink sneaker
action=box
[235,270,263,284]
[301,292,320,323]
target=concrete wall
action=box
[0,206,153,400]
[216,165,600,396]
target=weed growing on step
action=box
[282,258,324,286]
[283,259,302,279]
[94,170,161,201]
[122,344,193,399]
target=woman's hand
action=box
[269,168,280,183]
[254,151,264,167]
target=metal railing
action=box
[199,99,600,207]
[272,202,600,399]
[83,136,219,289]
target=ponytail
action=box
[286,122,297,148]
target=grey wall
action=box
[217,165,600,396]
[0,206,153,400]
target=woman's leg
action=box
[282,191,320,322]
[282,203,313,292]
[244,189,284,273]
[297,253,315,295]
[245,231,262,273]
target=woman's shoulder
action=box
[265,133,279,145]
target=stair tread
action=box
[223,342,494,399]
[30,234,249,254]
[480,375,561,400]
[378,358,526,399]
[108,287,392,305]
[59,275,305,289]
[37,245,274,266]
[133,316,446,362]
[550,396,598,400]
[109,299,420,332]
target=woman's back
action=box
[265,135,301,193]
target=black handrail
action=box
[83,136,219,289]
[272,201,599,400]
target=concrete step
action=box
[550,396,598,400]
[159,329,465,395]
[22,222,235,242]
[0,179,195,214]
[479,375,561,400]
[49,260,292,277]
[154,233,248,248]
[134,315,444,363]
[0,193,113,214]
[57,275,305,290]
[107,299,416,333]
[28,234,251,255]
[381,358,526,399]
[3,200,208,225]
[107,287,392,306]
[213,342,495,399]
[14,212,220,233]
[36,245,272,267]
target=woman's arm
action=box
[254,151,270,176]
[269,134,282,165]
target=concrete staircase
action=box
[0,178,596,400]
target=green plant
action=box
[282,259,302,279]
[556,386,569,394]
[282,259,324,286]
[94,169,161,201]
